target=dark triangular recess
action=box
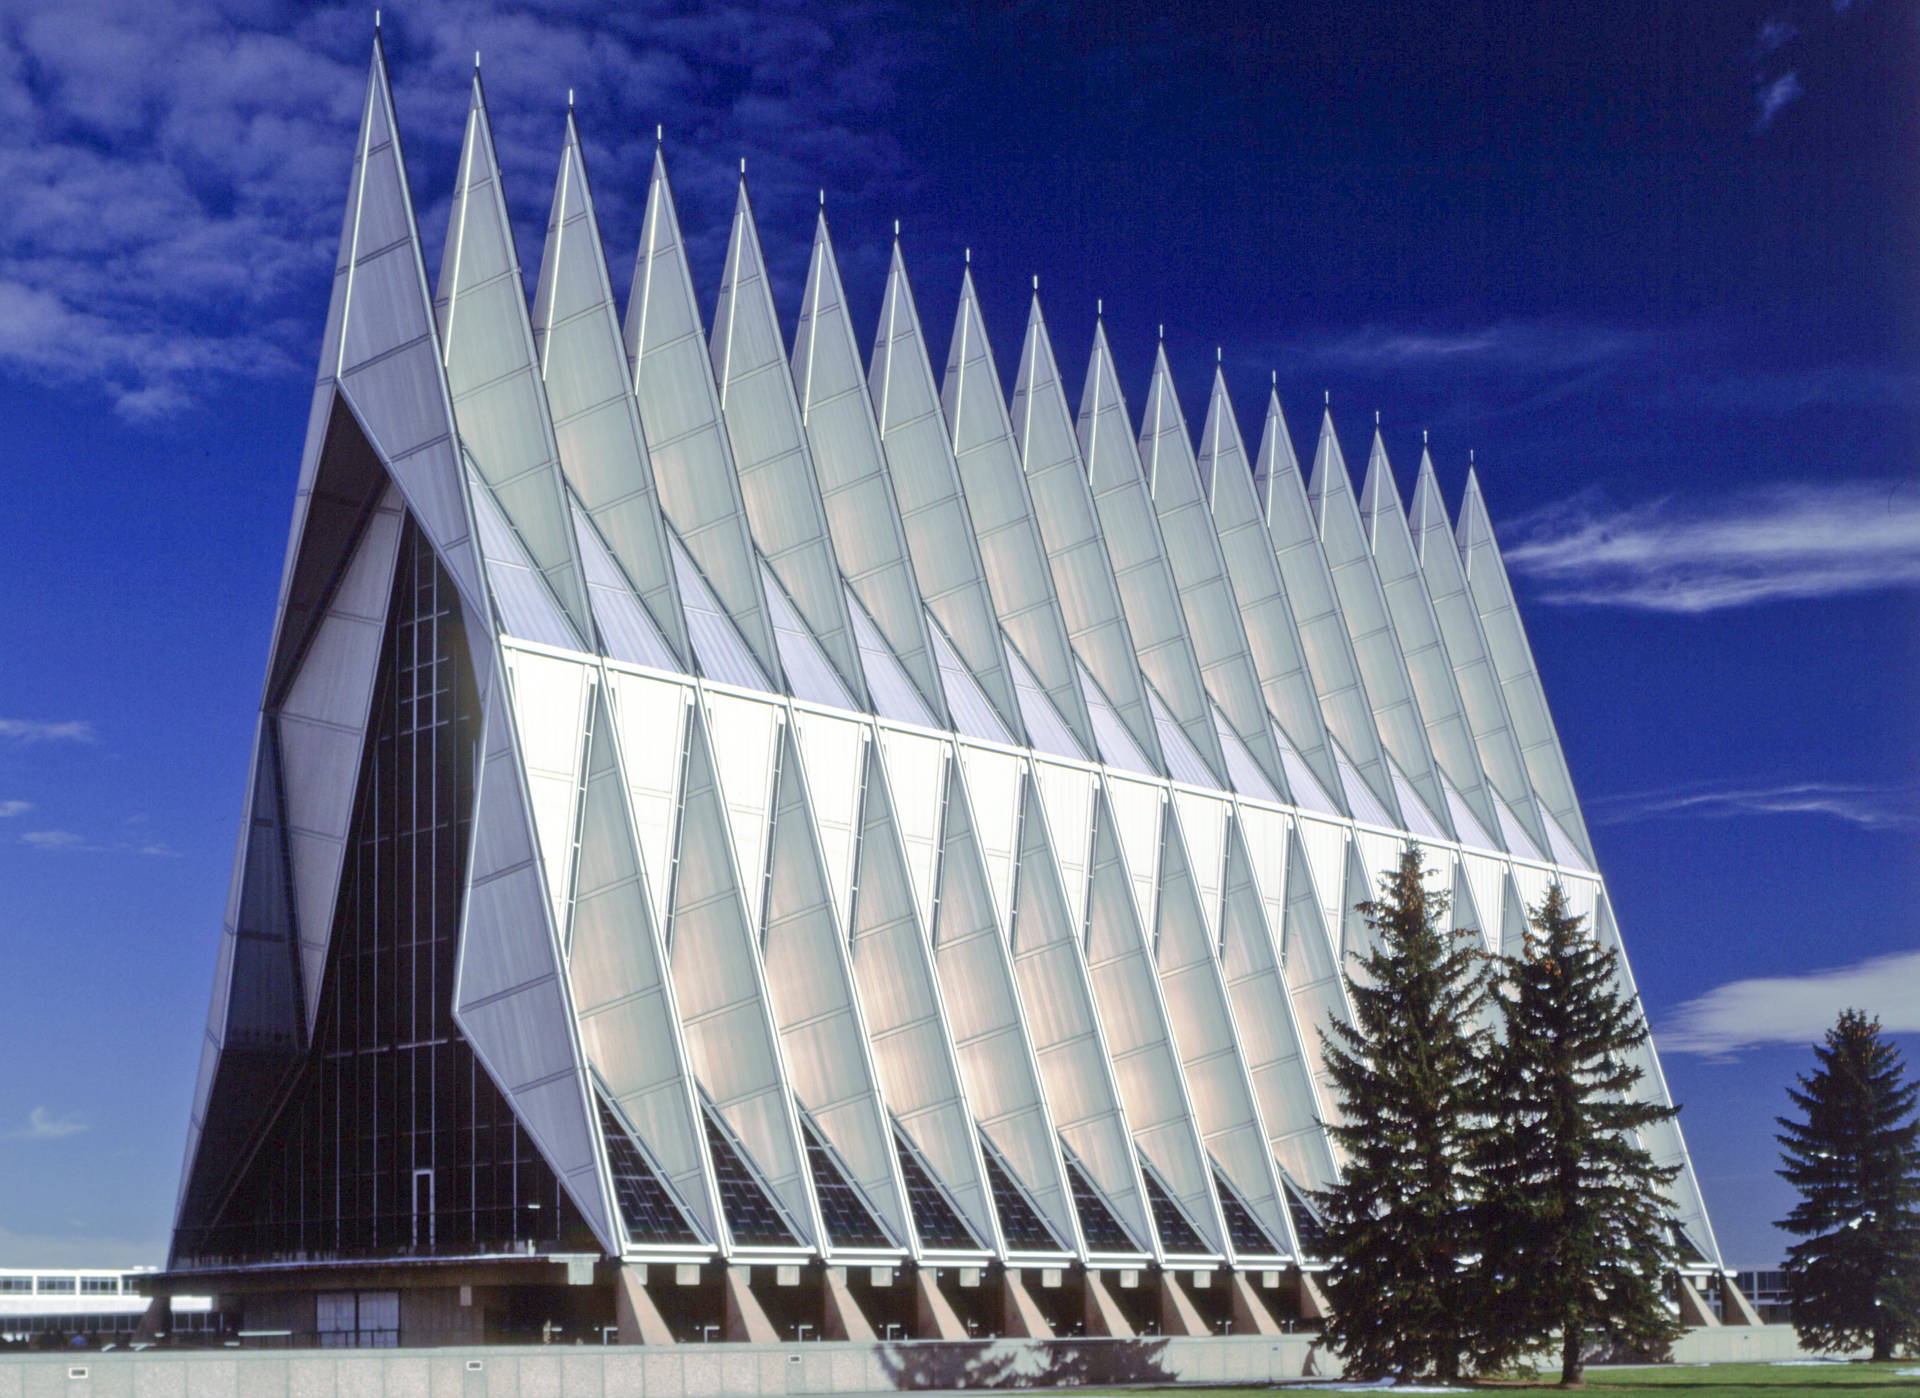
[892,1124,979,1251]
[1059,1140,1140,1254]
[800,1112,893,1250]
[977,1129,1061,1252]
[1138,1153,1209,1256]
[1211,1163,1284,1257]
[702,1105,800,1247]
[1282,1176,1330,1264]
[597,1091,699,1246]
[172,519,588,1267]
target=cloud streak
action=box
[1659,950,1920,1059]
[9,1106,87,1140]
[0,717,94,742]
[1502,480,1920,612]
[1591,780,1919,832]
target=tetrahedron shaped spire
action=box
[868,239,1025,743]
[436,72,592,646]
[533,110,691,671]
[1305,410,1459,836]
[625,147,783,689]
[1077,321,1229,785]
[1009,294,1164,773]
[1198,370,1351,811]
[942,267,1098,758]
[712,179,869,708]
[1455,468,1598,863]
[1137,347,1299,804]
[1355,431,1515,850]
[791,210,948,725]
[1405,450,1557,856]
[1242,391,1402,824]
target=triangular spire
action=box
[625,147,783,689]
[868,239,1025,743]
[1355,432,1515,850]
[1077,322,1231,784]
[712,180,870,707]
[942,267,1100,757]
[1136,347,1302,804]
[533,110,691,671]
[792,211,948,726]
[1455,468,1599,864]
[435,72,593,647]
[1198,369,1351,809]
[1304,410,1458,836]
[1009,294,1165,773]
[1404,450,1557,856]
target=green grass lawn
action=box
[1582,1362,1920,1396]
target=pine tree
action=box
[1314,844,1488,1382]
[1472,884,1681,1385]
[1775,1009,1920,1361]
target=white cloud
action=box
[1591,780,1918,832]
[1286,319,1648,373]
[1755,70,1804,129]
[1659,950,1920,1059]
[0,1,920,417]
[9,1106,87,1140]
[21,829,86,850]
[0,800,30,817]
[0,717,94,742]
[1503,480,1920,612]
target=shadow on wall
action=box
[877,1337,1176,1389]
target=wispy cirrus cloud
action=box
[1288,319,1651,374]
[0,717,94,742]
[1502,480,1920,612]
[0,0,921,418]
[1591,780,1919,832]
[1659,950,1920,1060]
[0,800,30,817]
[9,1106,87,1140]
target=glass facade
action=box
[1061,1147,1139,1253]
[892,1128,979,1251]
[173,521,588,1266]
[597,1093,699,1246]
[801,1115,893,1250]
[1139,1156,1208,1256]
[977,1131,1060,1252]
[702,1109,800,1247]
[1211,1166,1281,1257]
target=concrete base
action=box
[1082,1271,1134,1337]
[911,1269,966,1340]
[616,1266,675,1345]
[822,1268,875,1341]
[1228,1272,1281,1336]
[722,1266,777,1343]
[1157,1272,1208,1336]
[999,1271,1053,1338]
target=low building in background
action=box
[0,1269,219,1349]
[144,34,1761,1349]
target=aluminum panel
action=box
[1148,685,1219,789]
[1077,660,1156,776]
[1213,706,1282,805]
[1102,774,1164,942]
[845,586,937,728]
[1004,637,1087,762]
[669,530,772,693]
[1011,295,1165,774]
[793,213,948,724]
[568,686,716,1245]
[762,560,856,711]
[1456,469,1598,865]
[469,458,579,649]
[701,691,783,933]
[761,722,901,1251]
[503,648,594,938]
[1032,760,1097,935]
[942,268,1099,756]
[927,615,1014,745]
[668,708,815,1248]
[1278,825,1349,1131]
[869,241,1025,743]
[604,671,690,935]
[572,497,677,671]
[1441,770,1499,851]
[434,77,593,642]
[712,183,868,706]
[956,744,1024,936]
[625,148,783,687]
[1139,348,1301,803]
[852,750,997,1250]
[791,711,868,932]
[1170,791,1228,948]
[874,727,949,941]
[1268,719,1338,816]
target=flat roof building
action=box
[150,35,1759,1348]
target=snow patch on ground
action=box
[1772,1359,1850,1366]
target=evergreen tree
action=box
[1314,844,1488,1382]
[1776,1009,1920,1361]
[1472,884,1681,1385]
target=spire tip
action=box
[893,218,900,238]
[655,123,662,145]
[1032,273,1038,290]
[474,50,481,70]
[373,8,380,29]
[965,246,970,264]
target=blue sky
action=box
[0,0,1913,1271]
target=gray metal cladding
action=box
[177,41,1726,1283]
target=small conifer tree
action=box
[1776,1009,1920,1361]
[1472,884,1681,1384]
[1314,844,1487,1382]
